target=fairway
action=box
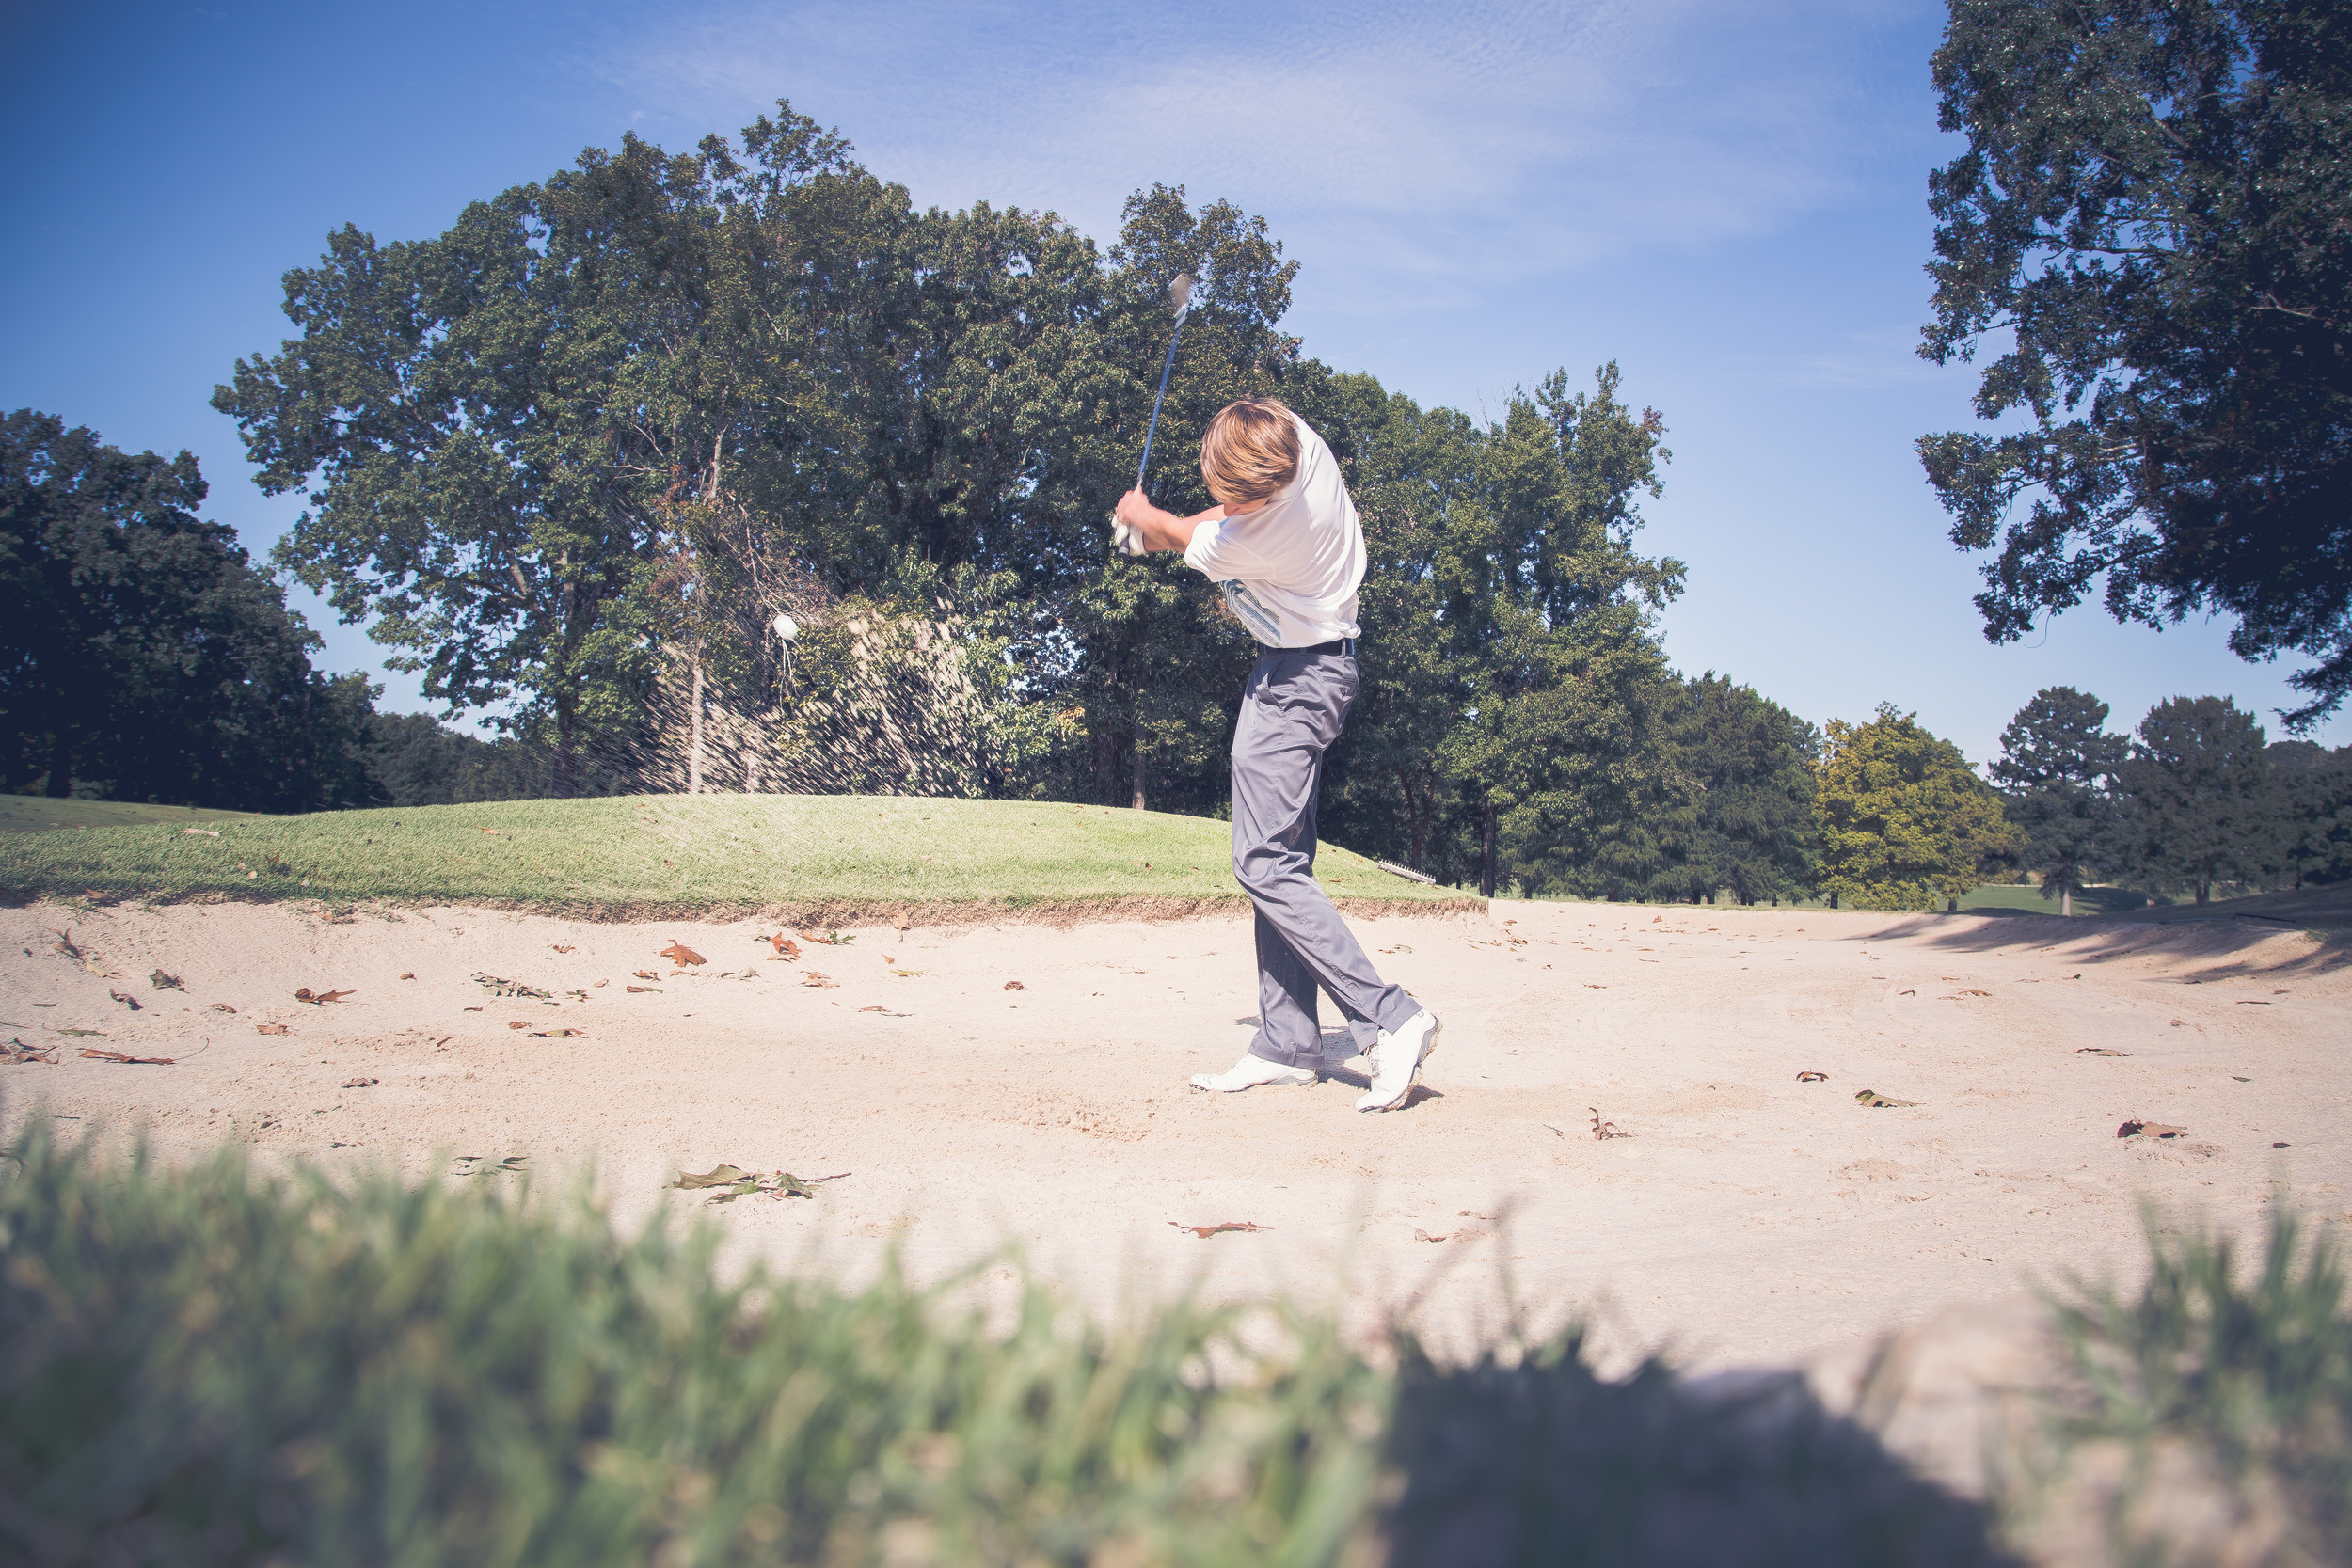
[0,795,262,835]
[0,794,1473,920]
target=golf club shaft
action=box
[1135,314,1186,491]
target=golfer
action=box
[1115,396,1440,1112]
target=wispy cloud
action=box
[581,0,1925,314]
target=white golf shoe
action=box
[1356,1011,1440,1112]
[1188,1053,1317,1092]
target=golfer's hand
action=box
[1115,489,1155,531]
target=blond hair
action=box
[1200,397,1300,506]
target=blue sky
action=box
[5,0,2342,762]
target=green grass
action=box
[0,794,1472,919]
[0,795,262,835]
[0,1121,2020,1566]
[1955,883,2154,918]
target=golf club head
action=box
[1170,272,1194,319]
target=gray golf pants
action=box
[1232,642,1422,1069]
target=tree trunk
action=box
[1130,739,1146,812]
[689,655,705,796]
[2060,884,2072,917]
[43,732,71,798]
[1479,802,1497,898]
[2195,879,2209,906]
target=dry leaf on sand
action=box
[1168,1221,1266,1237]
[759,933,801,959]
[632,971,658,980]
[2076,1047,2129,1056]
[1412,1229,1453,1243]
[802,971,837,989]
[108,990,141,1011]
[475,974,551,1000]
[81,1047,175,1065]
[1854,1089,1919,1108]
[1589,1107,1626,1139]
[256,1023,292,1036]
[342,1077,378,1088]
[2117,1119,2188,1139]
[627,985,661,993]
[1004,979,1025,990]
[674,1165,848,1202]
[506,1021,532,1030]
[1795,1070,1829,1082]
[3,1038,58,1064]
[551,944,574,954]
[208,1003,237,1013]
[150,970,183,990]
[529,1028,585,1038]
[660,942,706,967]
[294,988,354,1005]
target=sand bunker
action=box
[7,896,2345,1391]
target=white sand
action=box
[7,896,2345,1380]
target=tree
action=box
[2113,694,2274,901]
[1919,1,2352,726]
[1639,674,1823,905]
[1816,705,2021,910]
[1990,685,2128,913]
[2263,740,2352,887]
[0,410,373,811]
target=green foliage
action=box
[360,713,555,807]
[1990,686,2129,912]
[0,1122,2035,1566]
[1918,0,2352,726]
[2028,1208,2352,1565]
[1610,674,1822,906]
[0,410,374,812]
[2264,739,2352,887]
[2113,694,2274,902]
[1815,705,2021,910]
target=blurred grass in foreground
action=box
[0,794,1471,918]
[2,1121,2341,1566]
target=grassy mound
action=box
[0,796,261,835]
[0,795,1474,922]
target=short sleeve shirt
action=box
[1181,413,1365,647]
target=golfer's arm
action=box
[1131,501,1229,553]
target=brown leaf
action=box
[342,1077,379,1088]
[208,1003,237,1013]
[627,985,660,993]
[256,1023,292,1036]
[759,932,802,959]
[1168,1221,1266,1237]
[1004,979,1025,990]
[1589,1107,1626,1139]
[802,971,836,989]
[109,990,142,1011]
[1795,1070,1829,1082]
[150,970,183,990]
[2236,1000,2271,1006]
[529,1028,585,1038]
[399,973,415,980]
[294,988,353,1005]
[3,1038,58,1064]
[80,1047,175,1065]
[507,1021,531,1030]
[2076,1047,2129,1056]
[660,942,707,967]
[551,944,575,954]
[1853,1089,1919,1108]
[1898,988,1916,996]
[632,970,658,980]
[1412,1229,1452,1243]
[2117,1119,2188,1139]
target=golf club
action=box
[1114,272,1195,556]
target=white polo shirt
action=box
[1181,412,1365,649]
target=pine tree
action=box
[1990,687,2126,915]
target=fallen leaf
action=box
[209,1003,237,1013]
[3,1038,59,1064]
[1589,1106,1626,1139]
[55,1027,103,1037]
[892,969,923,976]
[507,1021,531,1030]
[1947,989,1992,997]
[481,827,499,834]
[179,827,220,837]
[592,979,606,988]
[1854,1090,1920,1108]
[759,933,802,959]
[81,1048,175,1065]
[1898,988,1916,996]
[675,1165,848,1202]
[551,944,575,954]
[1582,983,1607,990]
[858,1006,913,1017]
[2117,1119,2187,1139]
[150,970,183,990]
[1412,1229,1451,1243]
[399,973,415,980]
[627,985,661,993]
[802,971,837,989]
[2076,1047,2130,1056]
[660,942,707,967]
[1542,1123,1567,1137]
[294,988,354,1005]
[1004,979,1025,990]
[256,1023,291,1036]
[2170,1018,2185,1027]
[2236,1000,2272,1006]
[342,1077,379,1088]
[2233,1075,2250,1082]
[529,1028,586,1038]
[2274,989,2291,995]
[1796,1070,1829,1082]
[108,990,141,1011]
[475,974,551,1000]
[814,930,854,946]
[1168,1221,1266,1237]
